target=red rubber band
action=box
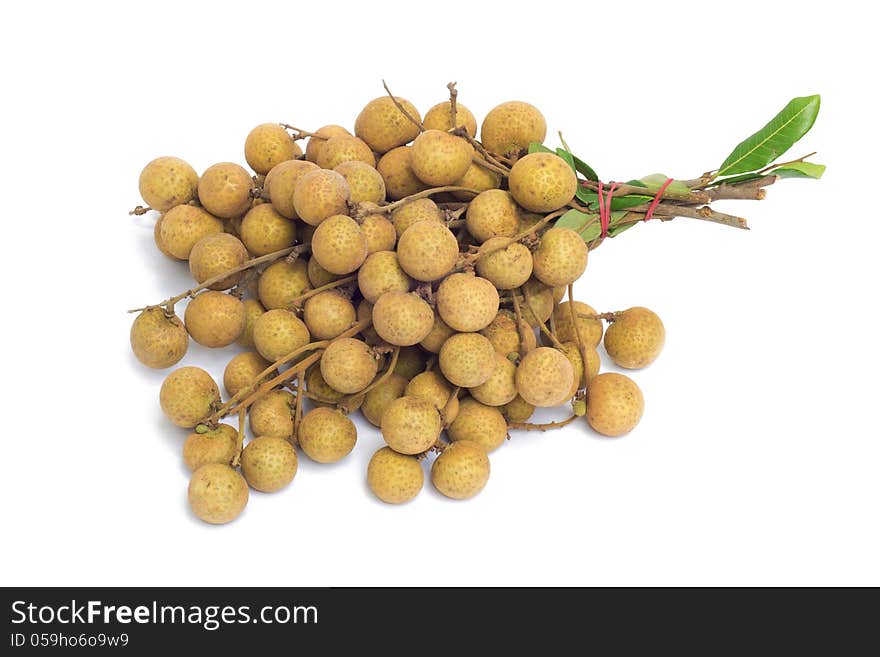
[643,178,674,222]
[598,181,621,238]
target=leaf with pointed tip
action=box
[575,187,652,211]
[556,148,576,173]
[528,143,554,155]
[554,209,600,242]
[608,217,637,237]
[638,174,692,197]
[772,162,825,179]
[572,155,599,182]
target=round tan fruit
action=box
[189,233,249,290]
[515,347,574,407]
[320,338,379,394]
[508,152,578,213]
[480,101,546,156]
[182,424,237,472]
[448,398,508,452]
[184,291,245,348]
[158,205,224,260]
[252,308,310,362]
[245,123,300,175]
[355,96,422,153]
[377,146,429,200]
[188,464,248,524]
[435,273,500,332]
[603,307,665,369]
[240,203,297,256]
[367,447,424,504]
[198,162,254,219]
[380,395,442,455]
[130,307,188,369]
[532,227,589,287]
[298,407,358,463]
[431,440,490,500]
[410,130,474,186]
[438,332,496,388]
[160,366,220,428]
[396,220,459,282]
[292,169,350,226]
[586,372,644,437]
[372,291,435,346]
[139,156,198,211]
[241,436,298,492]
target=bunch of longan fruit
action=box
[130,87,665,524]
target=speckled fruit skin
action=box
[355,96,422,154]
[305,125,351,164]
[423,101,478,136]
[377,146,429,200]
[452,159,502,201]
[160,366,220,428]
[249,390,294,439]
[334,161,387,205]
[188,463,248,524]
[438,332,496,388]
[189,233,249,290]
[448,398,508,452]
[410,130,474,186]
[266,159,319,219]
[405,371,452,411]
[502,395,535,423]
[420,314,455,354]
[184,291,246,348]
[508,152,578,213]
[532,227,589,287]
[480,310,536,357]
[139,156,199,211]
[252,308,310,362]
[360,214,397,254]
[480,101,546,156]
[393,345,427,380]
[298,407,358,463]
[470,353,517,407]
[240,203,297,256]
[245,124,300,175]
[317,135,375,169]
[586,372,644,437]
[308,257,341,288]
[431,440,490,500]
[320,338,379,394]
[130,307,189,369]
[396,220,459,282]
[241,436,298,492]
[390,198,443,237]
[159,205,225,260]
[603,307,665,369]
[257,259,312,310]
[372,291,435,346]
[515,347,574,407]
[436,273,500,332]
[223,351,273,397]
[362,373,408,426]
[553,301,603,348]
[302,291,356,340]
[293,169,351,227]
[367,446,424,504]
[237,299,265,348]
[198,162,254,219]
[466,190,521,243]
[380,395,442,455]
[183,424,238,472]
[311,215,368,275]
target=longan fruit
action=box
[508,152,578,213]
[515,347,574,407]
[239,203,297,256]
[160,366,220,428]
[198,162,254,219]
[183,424,238,472]
[557,342,599,396]
[355,96,422,154]
[334,160,387,204]
[532,227,588,287]
[410,130,474,186]
[184,291,246,348]
[405,370,452,411]
[311,214,368,275]
[586,372,644,437]
[139,156,199,211]
[377,146,429,200]
[153,215,176,258]
[252,308,310,362]
[307,256,341,288]
[439,332,496,388]
[320,338,379,394]
[502,395,535,423]
[480,101,546,156]
[451,159,502,200]
[475,238,533,290]
[466,190,520,243]
[470,353,517,407]
[238,299,266,348]
[188,464,248,524]
[241,436,298,492]
[358,251,411,303]
[448,398,508,452]
[159,205,225,260]
[422,101,478,136]
[257,258,312,310]
[603,307,665,369]
[189,233,249,290]
[380,395,442,454]
[431,440,490,500]
[245,123,300,175]
[223,351,273,397]
[390,198,443,237]
[480,310,536,357]
[361,214,397,254]
[298,407,357,463]
[420,314,455,353]
[516,279,555,327]
[367,446,424,504]
[249,389,294,439]
[372,291,435,346]
[435,272,500,332]
[553,301,603,348]
[130,307,189,369]
[305,124,352,164]
[293,169,351,226]
[303,291,356,340]
[266,159,320,219]
[362,373,409,426]
[393,345,427,380]
[356,299,382,345]
[305,362,345,406]
[396,220,459,282]
[317,135,375,169]
[442,393,461,426]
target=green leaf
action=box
[572,155,599,182]
[638,174,691,197]
[707,172,766,187]
[575,187,652,211]
[556,148,576,173]
[528,143,554,155]
[718,95,821,176]
[772,161,825,179]
[554,209,600,242]
[608,216,637,237]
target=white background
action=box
[1,0,876,587]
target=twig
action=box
[279,124,323,140]
[288,274,358,309]
[567,284,591,386]
[129,205,153,216]
[373,186,482,214]
[381,80,424,131]
[523,286,563,349]
[508,415,578,431]
[447,81,458,129]
[579,180,710,204]
[509,291,529,356]
[706,175,777,201]
[469,207,568,264]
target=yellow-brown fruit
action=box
[517,279,555,327]
[305,363,347,406]
[405,371,452,411]
[317,135,375,169]
[586,372,644,437]
[355,96,422,153]
[257,258,312,310]
[377,146,429,200]
[442,393,461,426]
[334,161,386,204]
[298,407,357,463]
[451,159,502,200]
[252,308,310,362]
[153,215,176,258]
[249,390,294,439]
[475,238,533,290]
[159,205,224,260]
[303,291,356,340]
[448,398,508,452]
[361,214,396,253]
[238,300,266,346]
[188,464,248,524]
[465,190,520,243]
[397,220,459,282]
[410,130,474,186]
[420,314,455,354]
[480,101,547,156]
[553,301,603,348]
[358,251,412,303]
[356,299,382,346]
[188,233,249,290]
[393,345,427,380]
[241,436,298,492]
[266,159,319,219]
[508,152,578,213]
[320,338,379,394]
[182,424,238,472]
[361,373,408,426]
[223,351,273,397]
[431,440,490,500]
[557,342,599,396]
[130,307,188,369]
[239,203,297,256]
[367,447,424,504]
[515,347,574,407]
[160,366,220,428]
[480,310,536,357]
[435,273,499,332]
[372,292,435,346]
[184,291,245,348]
[310,214,368,275]
[439,332,496,388]
[245,123,300,175]
[292,169,351,226]
[423,101,478,136]
[502,395,535,423]
[470,354,517,406]
[198,162,254,219]
[532,227,589,286]
[390,198,443,237]
[603,307,665,369]
[380,395,442,454]
[307,256,341,288]
[139,156,199,211]
[305,125,352,164]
